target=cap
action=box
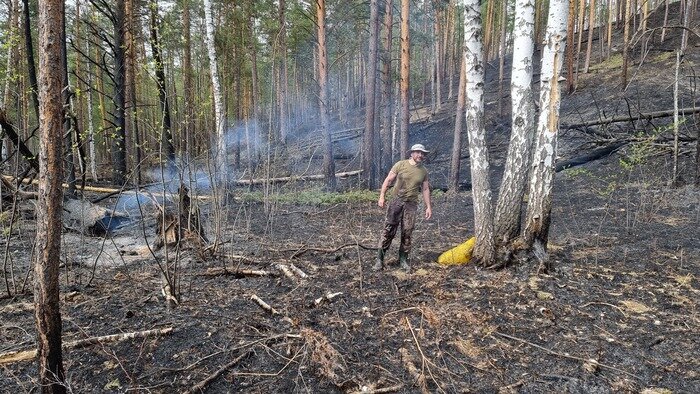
[409,143,429,153]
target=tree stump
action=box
[154,185,207,251]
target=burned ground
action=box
[1,10,700,393]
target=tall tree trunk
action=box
[523,0,569,247]
[61,0,76,198]
[434,5,442,113]
[363,0,380,189]
[660,0,669,42]
[248,6,260,164]
[183,0,195,162]
[621,0,630,89]
[317,0,335,191]
[565,0,576,93]
[125,0,142,183]
[497,0,507,114]
[399,0,410,156]
[112,0,128,185]
[680,0,692,53]
[203,0,228,182]
[583,0,596,73]
[464,0,496,266]
[448,50,466,193]
[35,0,66,390]
[277,0,289,143]
[380,0,394,176]
[3,0,19,110]
[494,0,536,247]
[149,0,175,165]
[2,0,18,162]
[22,0,40,122]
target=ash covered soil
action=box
[2,15,700,394]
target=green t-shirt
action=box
[390,159,429,202]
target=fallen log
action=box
[202,267,270,277]
[555,141,628,172]
[0,326,173,365]
[563,105,700,129]
[233,169,362,186]
[62,198,130,236]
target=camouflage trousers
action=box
[378,198,417,254]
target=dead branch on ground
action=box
[0,326,173,365]
[494,332,641,380]
[290,242,376,259]
[349,383,405,394]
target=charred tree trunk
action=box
[379,0,394,176]
[363,0,380,189]
[112,0,128,185]
[317,0,335,191]
[22,0,40,121]
[35,0,66,389]
[448,51,466,193]
[149,0,175,165]
[399,0,410,156]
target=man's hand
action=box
[378,196,385,208]
[425,206,432,220]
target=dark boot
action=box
[372,248,386,271]
[399,250,410,271]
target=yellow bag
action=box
[437,237,476,265]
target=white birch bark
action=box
[494,0,536,243]
[523,0,569,246]
[464,0,495,265]
[203,0,228,182]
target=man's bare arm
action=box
[378,171,397,208]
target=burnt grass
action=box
[2,16,700,394]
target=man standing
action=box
[374,144,433,271]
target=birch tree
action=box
[203,0,228,182]
[35,0,66,390]
[494,0,536,246]
[464,0,496,265]
[523,0,569,247]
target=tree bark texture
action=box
[380,0,394,176]
[112,0,128,185]
[22,0,40,121]
[203,0,228,182]
[149,0,175,164]
[464,0,496,265]
[277,0,289,143]
[523,0,569,247]
[363,0,380,189]
[35,0,66,390]
[316,0,335,191]
[448,52,466,193]
[183,0,194,159]
[494,0,536,245]
[399,0,410,156]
